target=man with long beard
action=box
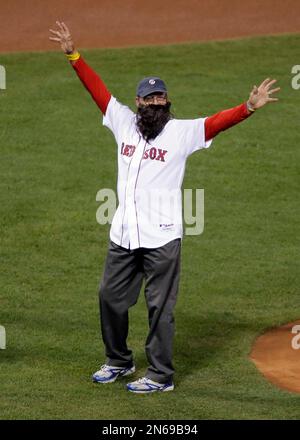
[49,21,280,394]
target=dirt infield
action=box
[250,321,300,394]
[1,0,300,53]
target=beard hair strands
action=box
[136,102,173,142]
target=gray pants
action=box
[98,238,181,384]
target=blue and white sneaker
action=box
[92,364,136,383]
[126,377,174,393]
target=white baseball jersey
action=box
[103,96,213,250]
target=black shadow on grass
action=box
[174,311,260,385]
[115,310,261,386]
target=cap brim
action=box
[139,88,168,98]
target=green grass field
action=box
[0,34,299,419]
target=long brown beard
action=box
[136,102,173,143]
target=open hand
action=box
[49,21,75,54]
[248,78,280,110]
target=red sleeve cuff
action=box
[71,56,111,115]
[205,102,253,141]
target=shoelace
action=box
[136,377,151,384]
[100,364,120,371]
[100,365,110,371]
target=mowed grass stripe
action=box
[0,34,299,419]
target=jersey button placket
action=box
[125,141,144,249]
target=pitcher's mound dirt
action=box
[250,320,300,394]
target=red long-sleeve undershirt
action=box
[71,56,253,141]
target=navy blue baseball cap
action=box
[136,77,168,98]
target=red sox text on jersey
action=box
[121,142,168,162]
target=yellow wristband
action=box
[65,51,80,62]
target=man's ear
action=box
[135,96,140,107]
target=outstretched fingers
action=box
[268,87,281,95]
[259,78,277,92]
[49,28,62,42]
[49,29,62,39]
[267,87,280,102]
[260,78,271,88]
[61,22,70,33]
[265,79,277,90]
[55,21,65,32]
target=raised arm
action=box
[205,78,280,141]
[49,21,111,115]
